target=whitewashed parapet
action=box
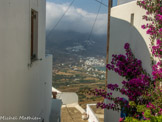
[49,99,62,122]
[86,104,99,122]
[57,92,78,105]
[52,87,61,93]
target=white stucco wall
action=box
[49,99,62,122]
[0,0,52,122]
[57,92,78,105]
[105,1,152,122]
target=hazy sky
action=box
[46,0,117,35]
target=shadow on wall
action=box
[104,16,152,122]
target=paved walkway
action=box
[61,107,88,122]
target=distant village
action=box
[55,57,106,80]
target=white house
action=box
[0,0,53,121]
[105,0,152,122]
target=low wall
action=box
[57,92,78,105]
[49,99,62,122]
[86,104,99,122]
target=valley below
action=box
[52,57,106,108]
[47,30,107,108]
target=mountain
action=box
[46,30,107,64]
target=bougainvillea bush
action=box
[92,0,162,121]
[137,0,162,59]
[92,43,154,119]
[106,43,151,103]
[93,43,162,121]
[137,0,162,81]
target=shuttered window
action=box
[31,9,38,61]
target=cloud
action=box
[46,2,108,35]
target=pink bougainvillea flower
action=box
[141,25,146,29]
[119,118,124,122]
[159,28,162,33]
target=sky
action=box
[46,0,118,35]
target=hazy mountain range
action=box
[46,30,107,64]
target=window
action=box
[130,13,134,26]
[31,9,38,61]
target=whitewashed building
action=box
[0,0,54,121]
[105,0,152,122]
